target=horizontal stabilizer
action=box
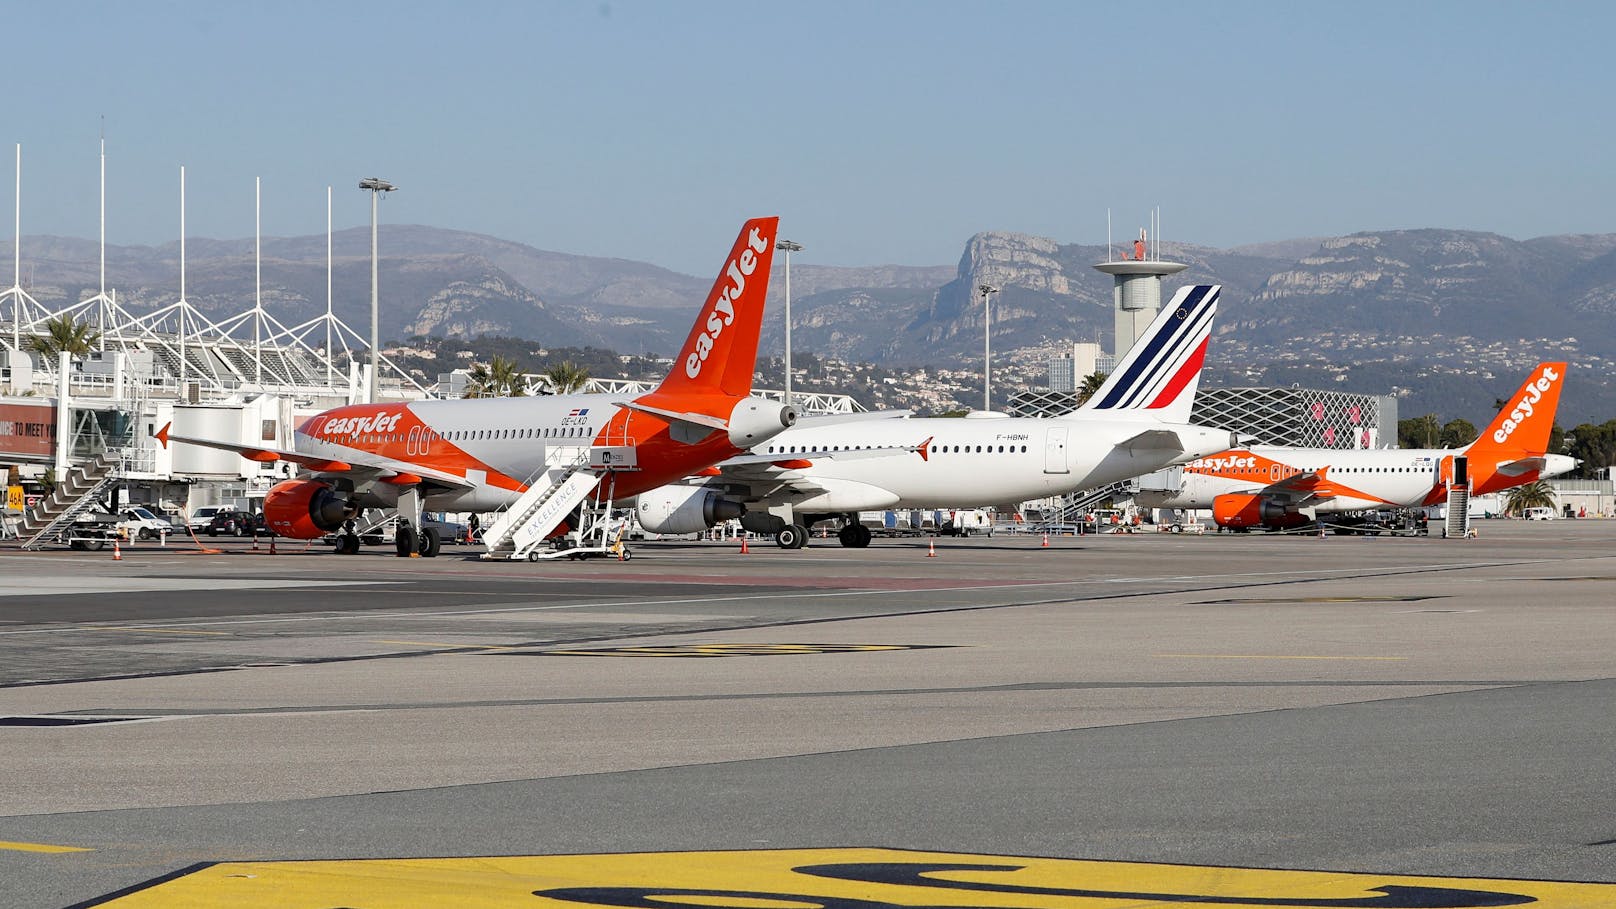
[1495,456,1548,477]
[619,401,729,432]
[1121,428,1187,452]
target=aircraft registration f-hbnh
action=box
[159,216,797,558]
[1135,361,1578,529]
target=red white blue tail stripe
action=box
[1082,284,1219,417]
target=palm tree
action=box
[26,314,100,360]
[1502,480,1556,516]
[1075,372,1109,406]
[463,354,527,398]
[543,360,591,395]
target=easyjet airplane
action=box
[160,216,797,557]
[1135,362,1578,529]
[634,284,1242,548]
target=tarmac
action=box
[2,520,1615,907]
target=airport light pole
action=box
[777,239,803,407]
[978,283,1000,411]
[359,177,397,404]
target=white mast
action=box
[255,176,262,384]
[179,165,187,388]
[326,185,333,387]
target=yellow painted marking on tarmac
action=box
[1156,652,1409,661]
[89,626,231,636]
[371,639,519,650]
[86,847,1616,907]
[0,840,92,853]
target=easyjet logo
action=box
[321,413,403,437]
[686,226,770,379]
[1493,365,1559,444]
[1188,454,1256,472]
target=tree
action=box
[1076,372,1109,406]
[1439,418,1477,449]
[1399,413,1441,449]
[464,354,527,398]
[26,314,100,359]
[543,360,591,395]
[1564,420,1616,480]
[1502,479,1556,516]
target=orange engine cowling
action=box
[263,479,358,539]
[1211,493,1308,530]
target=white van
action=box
[1522,506,1556,521]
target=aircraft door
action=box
[1044,427,1069,474]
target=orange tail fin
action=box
[656,216,779,398]
[1467,362,1567,459]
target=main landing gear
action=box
[393,521,442,558]
[837,523,872,548]
[775,523,809,549]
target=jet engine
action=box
[1211,493,1309,530]
[636,486,745,534]
[727,396,798,449]
[263,479,359,539]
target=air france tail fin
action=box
[1077,284,1220,422]
[654,216,779,399]
[1465,362,1567,459]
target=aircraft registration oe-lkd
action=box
[159,216,798,559]
[1135,361,1578,530]
[634,284,1243,548]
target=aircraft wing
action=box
[1255,467,1338,503]
[156,423,475,490]
[695,438,930,500]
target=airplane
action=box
[633,284,1243,548]
[1134,361,1579,530]
[159,216,798,558]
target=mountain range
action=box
[5,224,1615,424]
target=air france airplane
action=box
[635,284,1242,548]
[160,217,798,557]
[1135,362,1577,529]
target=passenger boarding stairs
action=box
[481,447,610,561]
[1444,484,1471,539]
[1030,479,1139,532]
[20,454,120,550]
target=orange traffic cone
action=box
[739,536,750,554]
[1041,533,1050,548]
[927,539,937,558]
[112,538,122,561]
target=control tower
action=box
[1092,232,1188,357]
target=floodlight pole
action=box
[978,284,1000,411]
[777,239,803,407]
[359,177,396,404]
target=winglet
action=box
[654,216,780,399]
[155,422,171,449]
[1079,284,1220,421]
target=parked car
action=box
[187,506,237,532]
[117,506,174,540]
[204,510,250,536]
[1523,506,1556,521]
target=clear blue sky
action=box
[8,0,1614,276]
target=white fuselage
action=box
[743,413,1237,513]
[1138,446,1451,513]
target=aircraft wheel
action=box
[418,527,442,558]
[395,525,417,557]
[852,525,872,548]
[837,525,859,548]
[776,524,805,549]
